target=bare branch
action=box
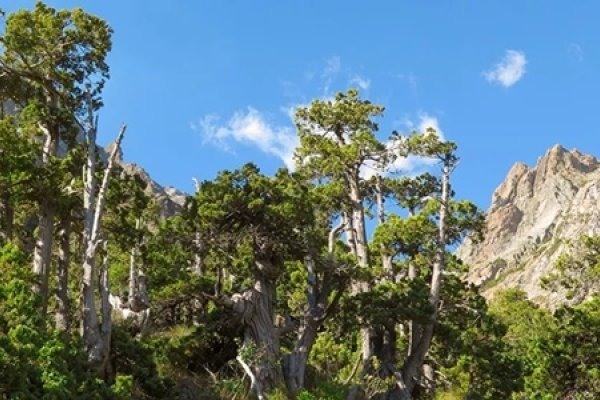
[236,355,265,400]
[90,124,126,247]
[344,351,363,386]
[328,219,346,262]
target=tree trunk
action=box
[347,172,374,400]
[32,123,58,316]
[1,191,14,241]
[237,274,284,394]
[80,121,126,370]
[376,175,393,274]
[99,243,113,380]
[283,221,346,395]
[192,231,204,276]
[128,244,137,306]
[284,320,318,394]
[55,216,71,332]
[395,156,451,399]
[127,220,150,313]
[33,199,54,317]
[407,207,421,358]
[284,254,321,394]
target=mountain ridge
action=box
[458,144,600,307]
[104,141,187,218]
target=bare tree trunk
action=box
[376,175,393,273]
[127,219,150,313]
[99,242,113,380]
[237,355,266,400]
[347,172,374,400]
[192,231,204,276]
[284,320,319,394]
[241,274,284,393]
[192,177,204,277]
[32,124,58,317]
[82,243,103,364]
[343,211,357,257]
[191,229,204,325]
[55,216,71,332]
[81,120,126,370]
[128,243,137,305]
[406,206,421,358]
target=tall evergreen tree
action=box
[0,1,112,315]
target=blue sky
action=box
[3,1,599,209]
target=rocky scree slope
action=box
[457,144,600,307]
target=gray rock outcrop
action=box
[457,144,600,307]
[104,141,186,219]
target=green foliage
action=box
[309,331,355,382]
[433,277,524,399]
[352,279,433,326]
[295,88,388,176]
[1,1,112,114]
[1,4,598,398]
[520,297,600,399]
[111,375,134,399]
[196,163,313,260]
[110,327,173,398]
[298,386,346,400]
[489,290,600,400]
[0,244,120,399]
[542,235,600,302]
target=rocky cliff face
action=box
[457,144,600,307]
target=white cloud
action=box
[396,72,418,91]
[360,142,439,180]
[321,56,342,96]
[406,73,418,91]
[416,113,444,140]
[192,108,298,170]
[322,56,341,78]
[367,113,445,178]
[484,50,527,87]
[568,43,584,62]
[349,74,371,90]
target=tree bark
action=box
[284,319,319,394]
[99,242,112,380]
[55,216,71,332]
[127,219,150,314]
[406,207,421,359]
[238,271,284,394]
[32,123,58,317]
[376,175,393,274]
[128,243,137,306]
[192,178,204,276]
[192,231,204,276]
[347,171,374,400]
[81,121,126,369]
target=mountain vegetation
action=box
[0,3,598,399]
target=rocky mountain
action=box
[457,144,600,307]
[104,142,187,218]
